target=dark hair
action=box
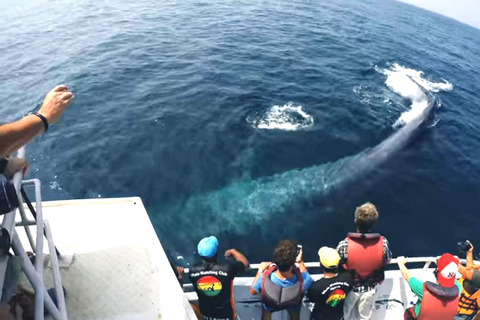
[322,265,338,274]
[273,240,297,272]
[201,252,218,263]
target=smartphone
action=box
[297,244,303,255]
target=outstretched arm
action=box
[250,262,271,295]
[458,244,474,280]
[397,256,411,282]
[225,249,249,269]
[0,85,74,156]
[296,248,307,273]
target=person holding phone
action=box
[250,239,313,320]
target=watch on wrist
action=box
[29,112,49,131]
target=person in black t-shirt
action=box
[189,236,249,320]
[307,247,353,320]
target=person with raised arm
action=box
[456,241,480,320]
[189,236,249,320]
[398,254,461,320]
[0,85,74,178]
[250,239,313,320]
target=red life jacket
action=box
[346,233,385,287]
[417,281,459,320]
[260,265,304,310]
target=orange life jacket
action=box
[417,281,459,320]
[346,233,384,287]
[457,266,480,316]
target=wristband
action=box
[30,112,49,131]
[0,157,7,175]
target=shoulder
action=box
[336,238,348,255]
[300,271,312,280]
[307,280,323,297]
[189,264,203,273]
[337,238,348,248]
[227,261,245,275]
[408,277,424,289]
[339,270,353,282]
[382,236,390,246]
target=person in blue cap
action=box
[189,236,249,320]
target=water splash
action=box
[247,102,314,131]
[377,63,453,127]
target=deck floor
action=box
[16,197,196,320]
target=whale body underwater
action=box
[154,72,446,247]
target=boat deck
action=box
[15,197,196,320]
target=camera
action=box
[0,180,19,215]
[457,240,473,253]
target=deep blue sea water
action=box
[1,0,480,264]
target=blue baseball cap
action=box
[197,236,218,258]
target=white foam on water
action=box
[378,63,453,127]
[248,102,314,131]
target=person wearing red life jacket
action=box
[336,202,392,320]
[456,241,480,320]
[250,239,313,320]
[398,254,461,320]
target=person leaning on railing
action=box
[456,241,480,320]
[188,236,249,320]
[398,254,461,320]
[0,85,74,177]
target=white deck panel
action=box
[16,197,196,320]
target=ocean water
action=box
[1,0,480,264]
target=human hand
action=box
[38,85,74,124]
[397,256,407,265]
[258,262,271,272]
[175,266,184,282]
[467,241,474,253]
[296,248,303,263]
[225,249,236,258]
[4,158,28,179]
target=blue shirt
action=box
[252,270,313,292]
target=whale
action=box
[153,73,440,249]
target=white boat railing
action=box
[183,256,476,293]
[0,146,67,320]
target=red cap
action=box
[437,253,458,287]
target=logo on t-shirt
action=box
[326,289,346,307]
[197,275,223,297]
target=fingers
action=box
[53,85,69,92]
[61,91,74,101]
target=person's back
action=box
[398,254,461,320]
[250,239,313,320]
[189,236,249,320]
[336,202,391,320]
[307,247,353,320]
